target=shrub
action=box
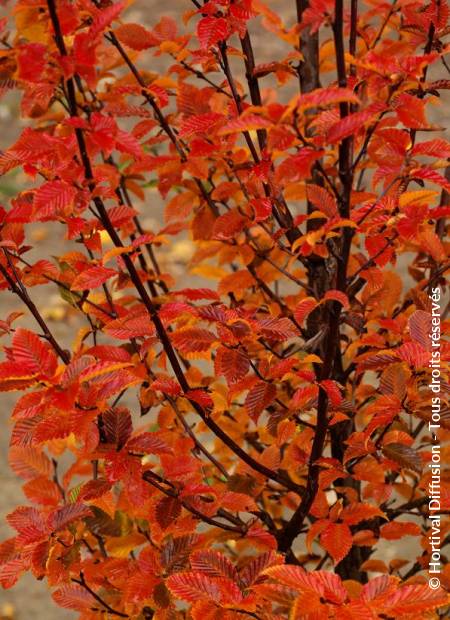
[0,0,449,618]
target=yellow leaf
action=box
[307,210,330,220]
[300,354,323,365]
[190,264,227,280]
[99,230,114,247]
[15,6,47,43]
[152,76,178,89]
[80,362,132,383]
[72,327,91,353]
[399,189,439,207]
[329,219,358,230]
[102,246,132,265]
[218,270,256,296]
[105,532,147,558]
[159,41,180,54]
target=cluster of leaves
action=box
[0,0,449,618]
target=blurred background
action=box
[0,0,448,617]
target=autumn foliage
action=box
[0,0,449,617]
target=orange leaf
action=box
[320,522,352,565]
[381,584,450,616]
[341,502,385,525]
[218,270,256,296]
[294,297,318,324]
[395,93,428,128]
[114,23,157,50]
[379,521,421,540]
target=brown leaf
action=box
[155,496,182,530]
[382,443,422,473]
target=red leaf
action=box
[175,288,220,301]
[245,381,276,423]
[0,558,25,590]
[52,584,96,611]
[179,113,224,138]
[361,575,395,602]
[276,148,324,182]
[197,16,228,50]
[155,496,182,530]
[299,86,360,110]
[215,347,250,384]
[381,442,422,473]
[89,1,125,39]
[323,289,349,309]
[12,328,57,378]
[294,297,318,324]
[258,317,299,341]
[263,564,326,595]
[327,103,386,143]
[411,138,450,158]
[104,311,154,339]
[320,379,343,407]
[23,477,61,506]
[33,181,76,221]
[190,550,238,581]
[167,570,221,603]
[185,389,213,408]
[127,432,171,454]
[107,204,137,227]
[171,328,216,354]
[102,407,132,449]
[48,503,92,532]
[411,167,450,192]
[218,114,272,135]
[395,93,428,129]
[7,506,47,543]
[239,551,283,588]
[250,197,273,221]
[151,376,182,396]
[291,384,319,408]
[17,43,47,83]
[408,310,432,351]
[71,265,116,291]
[396,341,429,369]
